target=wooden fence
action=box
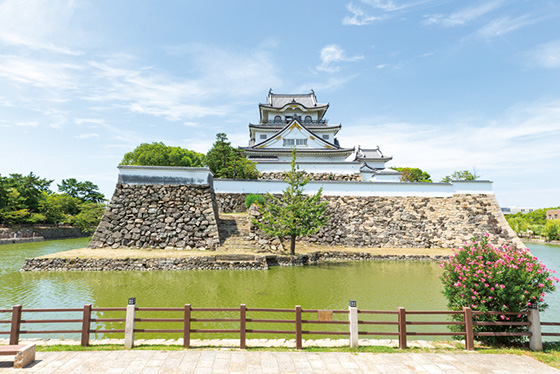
[1,301,558,351]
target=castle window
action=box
[273,115,282,123]
[322,134,329,140]
[304,116,312,123]
[260,134,267,140]
[283,138,307,146]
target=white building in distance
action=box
[240,90,400,182]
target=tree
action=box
[543,219,560,241]
[390,167,432,182]
[440,235,557,345]
[441,169,480,183]
[206,133,259,179]
[254,148,329,255]
[58,178,105,203]
[66,201,106,234]
[121,142,205,168]
[0,172,53,224]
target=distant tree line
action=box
[505,207,560,241]
[390,167,480,183]
[0,173,106,233]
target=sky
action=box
[0,0,559,208]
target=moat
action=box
[1,238,558,340]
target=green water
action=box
[0,238,558,340]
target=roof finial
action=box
[268,88,273,94]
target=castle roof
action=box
[354,145,392,162]
[261,90,328,109]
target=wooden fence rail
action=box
[0,301,557,351]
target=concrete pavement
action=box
[0,350,558,373]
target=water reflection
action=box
[1,238,558,340]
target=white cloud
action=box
[424,0,503,27]
[76,133,99,139]
[16,121,39,128]
[0,0,82,55]
[527,40,560,69]
[317,45,363,73]
[342,3,384,26]
[84,45,282,122]
[478,15,539,38]
[360,0,410,12]
[0,55,82,88]
[339,98,560,183]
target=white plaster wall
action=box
[117,166,213,186]
[214,179,494,197]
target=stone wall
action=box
[216,193,248,213]
[89,184,220,250]
[21,252,446,271]
[248,194,523,250]
[0,226,86,245]
[259,172,362,182]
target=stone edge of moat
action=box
[20,251,449,272]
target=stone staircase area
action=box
[218,213,255,252]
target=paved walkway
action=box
[0,350,558,374]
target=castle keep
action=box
[89,91,522,251]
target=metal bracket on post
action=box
[124,298,136,349]
[349,300,358,348]
[528,306,543,351]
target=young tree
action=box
[206,133,259,179]
[121,142,205,168]
[441,169,480,183]
[390,167,432,182]
[254,148,329,255]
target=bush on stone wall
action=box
[245,194,265,209]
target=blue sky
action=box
[0,0,559,208]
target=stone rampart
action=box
[21,252,447,271]
[89,184,220,250]
[259,172,362,182]
[248,194,522,250]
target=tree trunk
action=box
[290,235,296,256]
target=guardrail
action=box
[1,301,558,351]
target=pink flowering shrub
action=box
[440,235,558,345]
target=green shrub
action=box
[440,235,558,345]
[543,220,560,241]
[245,194,265,209]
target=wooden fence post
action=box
[124,299,136,349]
[240,304,246,349]
[295,305,302,350]
[348,300,358,348]
[184,304,191,348]
[463,307,474,351]
[9,305,22,345]
[398,307,407,349]
[528,307,543,351]
[81,304,92,347]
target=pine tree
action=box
[254,148,329,255]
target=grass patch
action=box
[477,342,560,370]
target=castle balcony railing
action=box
[255,119,329,126]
